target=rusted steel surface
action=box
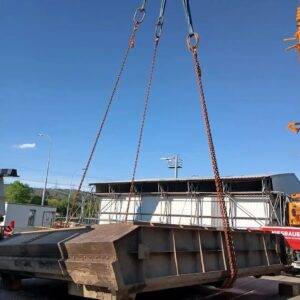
[0,223,284,299]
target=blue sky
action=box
[0,0,299,189]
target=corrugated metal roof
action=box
[90,173,295,185]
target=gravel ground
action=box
[0,276,296,300]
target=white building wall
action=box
[232,196,269,228]
[3,203,56,230]
[98,194,271,229]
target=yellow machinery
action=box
[288,194,300,226]
[288,122,300,134]
[286,121,299,226]
[285,6,300,226]
[284,5,300,53]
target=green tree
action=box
[47,197,68,215]
[5,181,33,204]
[30,195,42,205]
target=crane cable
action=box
[125,0,167,221]
[182,0,237,288]
[66,0,147,224]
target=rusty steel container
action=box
[0,222,284,299]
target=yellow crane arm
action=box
[284,5,300,52]
[288,122,300,134]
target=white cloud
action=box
[13,143,36,149]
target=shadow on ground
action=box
[0,277,293,300]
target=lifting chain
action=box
[182,0,237,288]
[125,0,167,221]
[66,0,147,224]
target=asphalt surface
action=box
[0,276,297,300]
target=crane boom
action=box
[284,5,300,53]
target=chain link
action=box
[133,7,146,25]
[186,32,200,52]
[66,2,147,224]
[190,48,237,287]
[155,18,164,40]
[125,0,166,221]
[125,39,160,221]
[130,1,148,48]
[154,0,166,40]
[182,0,237,287]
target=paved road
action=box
[0,276,297,300]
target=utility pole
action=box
[66,178,74,222]
[38,133,52,206]
[161,155,183,178]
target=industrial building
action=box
[2,203,56,230]
[0,169,56,230]
[92,173,300,228]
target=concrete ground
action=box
[0,276,299,300]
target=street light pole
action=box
[174,154,179,178]
[160,154,183,178]
[38,133,52,206]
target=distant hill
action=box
[4,184,90,200]
[4,184,70,200]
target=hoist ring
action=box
[133,7,146,25]
[186,32,200,51]
[155,21,163,39]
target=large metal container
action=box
[0,222,283,299]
